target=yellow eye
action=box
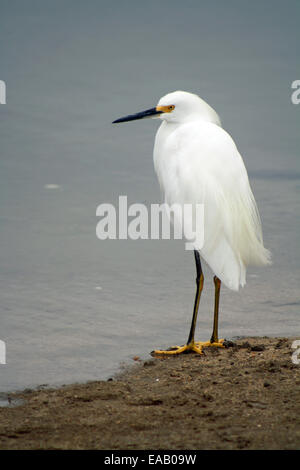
[169,105,175,111]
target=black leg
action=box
[210,276,221,343]
[187,250,204,344]
[153,251,223,355]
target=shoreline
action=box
[0,336,299,449]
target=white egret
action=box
[113,91,271,355]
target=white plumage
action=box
[113,89,271,354]
[153,91,271,291]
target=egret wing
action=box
[156,121,270,289]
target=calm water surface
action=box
[0,1,299,392]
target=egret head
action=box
[112,90,220,126]
[157,91,221,125]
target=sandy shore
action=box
[0,336,299,450]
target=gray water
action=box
[0,0,299,393]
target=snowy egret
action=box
[113,91,271,355]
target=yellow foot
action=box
[195,339,225,349]
[152,341,204,356]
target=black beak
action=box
[112,107,162,124]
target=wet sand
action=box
[0,337,299,450]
